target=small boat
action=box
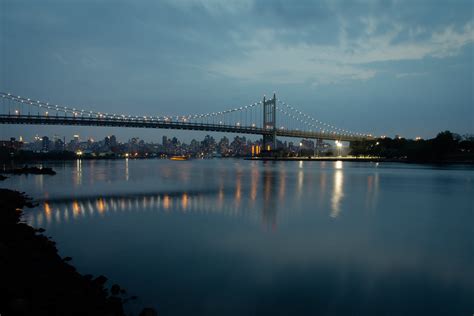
[170,155,188,161]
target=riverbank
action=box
[0,189,155,316]
[246,156,383,162]
[246,156,474,164]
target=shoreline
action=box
[0,188,155,316]
[246,156,384,162]
[245,156,474,164]
[2,156,473,165]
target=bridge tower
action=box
[262,93,277,151]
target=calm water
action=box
[3,159,474,315]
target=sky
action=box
[1,0,473,143]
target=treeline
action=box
[350,131,474,162]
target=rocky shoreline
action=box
[0,189,156,316]
[1,166,57,175]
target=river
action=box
[3,159,474,315]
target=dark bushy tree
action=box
[349,131,473,162]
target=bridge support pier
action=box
[262,93,277,151]
[316,138,323,157]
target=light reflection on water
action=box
[26,191,265,228]
[4,159,474,316]
[23,159,366,229]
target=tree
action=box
[432,130,458,159]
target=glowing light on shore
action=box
[181,193,188,210]
[96,198,105,214]
[163,195,170,210]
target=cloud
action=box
[209,18,474,85]
[395,72,428,79]
[163,0,253,15]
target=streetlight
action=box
[336,140,343,157]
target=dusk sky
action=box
[1,0,473,142]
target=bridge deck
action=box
[0,115,367,142]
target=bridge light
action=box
[45,112,48,116]
[15,110,19,115]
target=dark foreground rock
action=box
[0,189,156,316]
[1,166,56,175]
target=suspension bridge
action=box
[0,92,372,148]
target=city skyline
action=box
[5,131,331,158]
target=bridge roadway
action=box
[0,115,368,142]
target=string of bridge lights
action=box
[0,92,263,123]
[0,92,370,138]
[276,105,353,136]
[183,101,262,121]
[277,100,371,137]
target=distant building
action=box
[110,135,117,147]
[54,138,65,151]
[0,137,23,152]
[42,136,51,152]
[300,139,315,150]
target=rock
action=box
[10,298,29,313]
[94,275,108,285]
[0,241,8,258]
[1,189,134,316]
[111,284,121,296]
[139,307,158,316]
[84,274,93,280]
